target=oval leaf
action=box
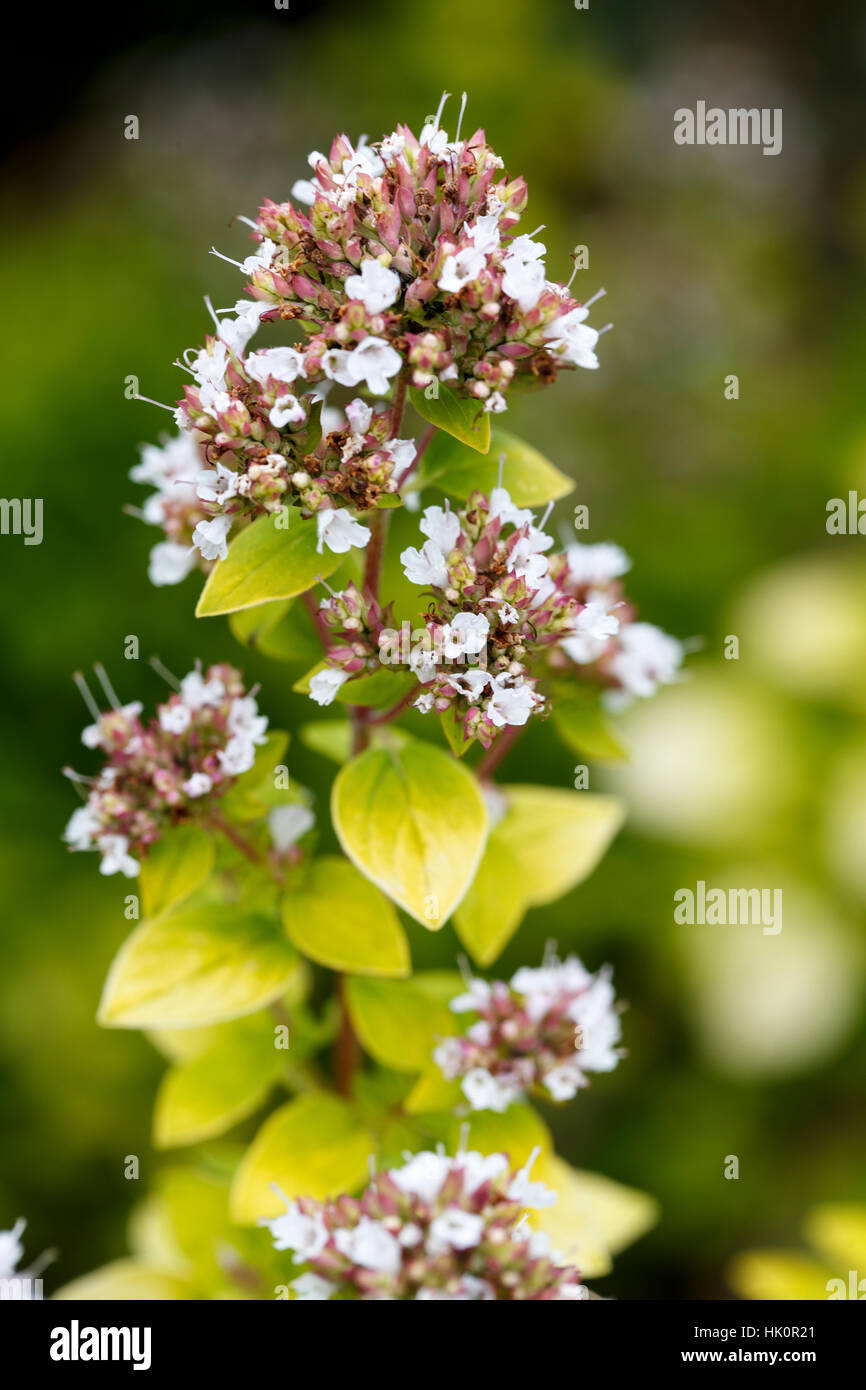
[99,904,302,1029]
[231,1093,373,1222]
[417,426,573,504]
[409,383,490,453]
[153,1017,282,1149]
[196,514,341,617]
[140,825,215,918]
[345,974,454,1072]
[331,738,488,928]
[453,836,528,966]
[493,785,625,907]
[282,856,410,978]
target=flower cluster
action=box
[63,664,268,876]
[264,1147,586,1301]
[434,953,624,1112]
[133,95,605,586]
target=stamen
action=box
[133,393,175,413]
[235,214,257,229]
[316,572,340,598]
[433,91,450,130]
[149,656,181,691]
[527,224,546,239]
[454,91,468,144]
[72,672,101,721]
[456,953,473,988]
[597,322,613,336]
[122,505,147,522]
[456,1121,471,1156]
[204,295,221,331]
[538,500,554,531]
[582,287,607,310]
[173,358,195,377]
[93,663,121,710]
[497,452,506,489]
[543,938,558,966]
[210,246,244,270]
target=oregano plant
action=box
[57,98,685,1302]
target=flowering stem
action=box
[395,422,435,489]
[207,813,285,886]
[334,974,359,1097]
[367,684,422,725]
[475,724,524,782]
[302,589,331,651]
[363,509,389,602]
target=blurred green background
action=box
[2,0,865,1298]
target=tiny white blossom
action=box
[442,611,489,660]
[148,541,197,587]
[427,1207,485,1252]
[419,504,460,555]
[344,259,402,314]
[269,393,306,428]
[192,514,232,562]
[309,667,350,706]
[99,834,139,878]
[461,1067,519,1114]
[269,803,315,852]
[315,506,371,555]
[487,675,537,728]
[217,736,257,777]
[159,703,192,735]
[400,539,449,588]
[246,346,306,386]
[180,670,225,709]
[438,245,487,293]
[566,540,631,586]
[63,805,100,850]
[183,772,213,798]
[333,1218,402,1276]
[322,336,402,395]
[344,398,373,434]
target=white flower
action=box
[344,397,372,434]
[544,1063,584,1102]
[228,696,268,745]
[333,1218,402,1275]
[180,670,225,709]
[217,736,256,777]
[388,438,416,474]
[291,1272,335,1301]
[389,1152,452,1205]
[63,805,100,850]
[502,235,547,311]
[457,1151,510,1194]
[269,803,315,852]
[148,541,197,587]
[414,691,435,713]
[217,300,270,355]
[432,1037,464,1078]
[467,213,501,255]
[240,238,277,276]
[345,259,402,314]
[566,540,631,586]
[450,668,492,702]
[486,675,537,727]
[246,346,306,386]
[450,978,492,1013]
[265,1202,328,1260]
[400,539,449,588]
[99,834,139,878]
[489,486,532,529]
[561,599,620,665]
[427,1207,485,1253]
[419,504,460,555]
[442,611,489,660]
[291,178,318,205]
[498,603,519,625]
[0,1220,26,1278]
[192,514,232,562]
[379,131,406,160]
[438,245,487,293]
[461,1067,519,1114]
[484,391,507,413]
[269,393,306,428]
[315,506,371,555]
[409,644,439,684]
[195,461,239,505]
[507,1148,558,1210]
[130,432,201,489]
[543,306,600,370]
[190,341,229,390]
[607,622,684,699]
[309,667,349,706]
[322,336,402,395]
[183,772,212,798]
[159,703,192,735]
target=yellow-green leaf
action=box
[299,721,411,765]
[331,737,488,928]
[404,1066,464,1114]
[153,1016,283,1148]
[54,1260,194,1301]
[196,513,341,617]
[409,382,490,453]
[140,825,215,918]
[346,974,454,1072]
[531,1155,659,1278]
[453,835,528,966]
[231,1093,373,1222]
[552,695,629,763]
[803,1202,866,1272]
[99,904,303,1029]
[417,427,573,504]
[282,856,410,978]
[727,1251,835,1301]
[493,785,625,907]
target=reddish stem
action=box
[395,422,435,489]
[334,975,359,1097]
[475,724,524,782]
[367,684,422,725]
[302,588,331,651]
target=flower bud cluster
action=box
[264,1146,587,1301]
[434,952,624,1113]
[63,664,267,876]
